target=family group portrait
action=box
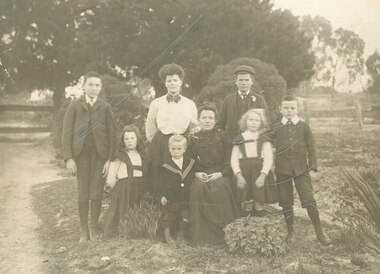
[1,0,380,273]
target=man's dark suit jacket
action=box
[271,120,317,177]
[215,90,270,140]
[62,96,116,161]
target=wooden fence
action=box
[0,104,53,133]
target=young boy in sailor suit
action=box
[158,134,196,244]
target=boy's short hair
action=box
[238,109,267,132]
[168,134,187,147]
[159,64,185,82]
[84,71,102,83]
[280,95,298,105]
[198,102,219,121]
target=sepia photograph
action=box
[1,0,380,273]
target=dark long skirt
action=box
[147,132,173,194]
[237,157,278,204]
[103,177,144,236]
[189,176,240,245]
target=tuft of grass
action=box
[121,193,161,240]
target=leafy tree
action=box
[197,57,287,121]
[300,15,333,86]
[329,28,365,92]
[300,16,365,93]
[0,0,92,107]
[1,0,314,108]
[365,51,380,94]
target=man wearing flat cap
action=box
[215,65,271,140]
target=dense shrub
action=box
[224,215,287,257]
[103,77,148,137]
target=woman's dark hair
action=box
[117,124,144,155]
[197,102,219,121]
[158,63,185,82]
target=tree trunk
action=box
[331,74,336,98]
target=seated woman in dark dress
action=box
[188,103,240,245]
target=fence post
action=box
[354,99,364,129]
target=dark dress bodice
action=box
[188,129,232,176]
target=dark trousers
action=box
[159,201,189,228]
[276,172,316,208]
[75,144,106,202]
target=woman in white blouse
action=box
[146,63,198,194]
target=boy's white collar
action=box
[238,90,251,96]
[281,116,300,125]
[85,94,97,104]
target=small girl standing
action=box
[103,125,146,237]
[231,109,277,216]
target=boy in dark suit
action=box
[272,95,330,245]
[158,135,196,244]
[62,71,116,243]
[215,65,270,139]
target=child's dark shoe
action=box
[89,225,101,241]
[177,220,188,242]
[79,228,90,243]
[316,229,331,246]
[164,227,175,245]
[285,230,295,245]
[176,233,187,247]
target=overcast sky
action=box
[272,0,380,57]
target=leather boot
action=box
[79,226,90,243]
[283,207,295,244]
[307,205,331,246]
[90,199,102,240]
[164,227,175,245]
[177,220,188,241]
[89,224,101,240]
[78,202,90,243]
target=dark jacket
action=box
[62,96,116,161]
[158,157,196,202]
[271,120,317,176]
[215,90,270,140]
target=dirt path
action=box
[0,141,62,273]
